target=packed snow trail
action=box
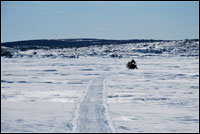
[76,75,111,133]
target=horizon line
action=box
[1,37,199,43]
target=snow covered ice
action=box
[1,40,199,133]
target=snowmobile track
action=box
[76,75,111,133]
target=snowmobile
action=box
[127,59,138,69]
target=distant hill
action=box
[1,38,169,50]
[1,38,199,58]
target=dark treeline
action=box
[2,38,165,49]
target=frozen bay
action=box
[1,55,199,133]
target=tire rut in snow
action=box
[77,75,111,133]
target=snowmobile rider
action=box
[131,59,136,65]
[127,59,138,69]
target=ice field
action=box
[1,40,199,132]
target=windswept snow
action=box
[105,57,199,133]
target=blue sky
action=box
[1,1,199,42]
